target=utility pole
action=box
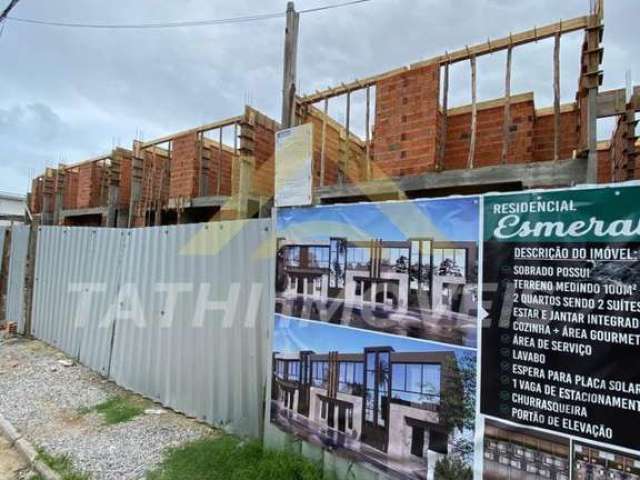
[0,0,21,22]
[281,1,299,129]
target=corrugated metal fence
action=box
[31,228,126,375]
[6,225,31,334]
[30,220,274,438]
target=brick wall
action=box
[77,162,104,209]
[140,149,170,205]
[532,108,580,162]
[205,141,235,196]
[372,64,440,178]
[597,144,612,183]
[62,170,79,210]
[301,107,366,187]
[443,96,535,170]
[119,156,132,209]
[169,132,200,199]
[251,118,277,197]
[609,114,638,182]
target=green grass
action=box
[81,395,147,425]
[37,449,91,480]
[147,435,329,480]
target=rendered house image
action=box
[574,444,640,480]
[271,347,465,479]
[483,420,570,480]
[275,237,478,346]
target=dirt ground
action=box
[0,437,33,480]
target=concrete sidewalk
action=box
[0,437,34,480]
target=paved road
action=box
[0,437,33,480]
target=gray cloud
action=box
[0,0,637,194]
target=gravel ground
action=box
[0,334,214,480]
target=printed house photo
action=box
[483,419,570,480]
[270,316,476,480]
[275,198,479,347]
[573,442,640,480]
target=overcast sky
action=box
[0,0,637,195]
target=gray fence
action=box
[6,225,31,334]
[31,228,126,375]
[30,220,274,437]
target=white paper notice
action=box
[275,123,313,207]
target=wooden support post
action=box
[624,104,639,180]
[281,2,300,129]
[128,140,143,228]
[586,24,601,182]
[41,172,55,226]
[233,122,238,156]
[217,127,223,195]
[154,146,163,227]
[0,230,11,324]
[468,55,478,169]
[53,167,65,225]
[237,117,255,219]
[501,45,513,164]
[320,98,328,187]
[553,32,561,161]
[107,152,121,228]
[438,61,450,171]
[365,86,371,179]
[22,223,38,337]
[198,131,208,197]
[344,90,351,183]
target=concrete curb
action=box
[0,412,61,480]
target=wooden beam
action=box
[300,15,591,104]
[198,132,208,197]
[63,153,111,169]
[438,61,450,171]
[140,116,243,149]
[468,55,478,169]
[22,225,38,337]
[365,86,371,180]
[597,87,640,117]
[553,32,561,161]
[128,140,143,228]
[501,45,512,164]
[217,127,223,195]
[320,98,328,187]
[344,90,351,180]
[585,14,602,183]
[233,123,238,156]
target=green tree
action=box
[439,353,476,433]
[438,352,477,465]
[434,456,473,480]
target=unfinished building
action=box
[26,1,638,225]
[29,106,279,226]
[292,0,638,203]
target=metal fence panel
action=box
[108,220,273,437]
[6,225,30,333]
[31,227,126,375]
[30,220,274,437]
